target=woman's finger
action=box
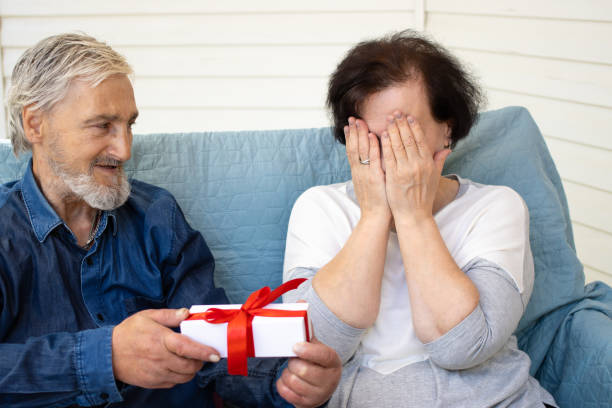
[368,132,382,171]
[386,115,408,164]
[356,119,370,165]
[283,359,323,393]
[394,111,418,159]
[276,377,310,408]
[407,115,430,157]
[345,118,359,166]
[380,131,396,172]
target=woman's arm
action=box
[311,117,392,329]
[284,271,366,363]
[312,213,390,329]
[424,258,527,369]
[395,216,479,343]
[285,117,391,329]
[381,113,479,343]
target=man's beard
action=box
[47,145,131,211]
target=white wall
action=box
[1,0,610,286]
[426,1,612,287]
[0,0,418,132]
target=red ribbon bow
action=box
[185,278,308,376]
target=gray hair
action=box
[5,33,133,155]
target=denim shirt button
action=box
[86,257,93,266]
[100,392,109,400]
[96,313,105,322]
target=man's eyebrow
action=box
[83,112,139,125]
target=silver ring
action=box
[359,158,370,165]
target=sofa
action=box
[1,106,610,407]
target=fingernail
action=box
[176,308,188,317]
[293,342,306,354]
[407,116,415,124]
[394,111,402,119]
[382,131,389,139]
[298,365,308,377]
[348,117,355,125]
[209,354,220,363]
[355,121,360,128]
[387,116,395,124]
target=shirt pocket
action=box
[123,295,167,317]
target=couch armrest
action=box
[537,282,612,408]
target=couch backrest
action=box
[0,106,585,333]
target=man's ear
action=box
[22,104,44,145]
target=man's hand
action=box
[112,308,221,388]
[276,337,342,408]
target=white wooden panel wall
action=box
[0,1,610,286]
[0,0,416,132]
[425,0,612,286]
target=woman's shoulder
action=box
[295,180,355,206]
[302,180,352,196]
[290,180,358,221]
[457,177,528,218]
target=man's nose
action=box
[110,124,132,162]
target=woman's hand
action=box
[276,337,342,408]
[380,112,478,342]
[345,117,391,221]
[380,112,451,225]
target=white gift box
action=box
[180,303,312,358]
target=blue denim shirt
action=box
[0,162,290,408]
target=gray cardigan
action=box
[284,259,557,407]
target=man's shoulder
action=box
[0,180,33,245]
[0,179,21,203]
[119,179,186,227]
[0,179,25,215]
[127,179,179,208]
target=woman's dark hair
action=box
[327,30,483,147]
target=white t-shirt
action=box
[283,176,533,375]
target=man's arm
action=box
[0,192,224,407]
[0,248,122,407]
[0,306,222,408]
[0,327,121,407]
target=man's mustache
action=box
[92,157,123,168]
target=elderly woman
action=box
[282,31,557,407]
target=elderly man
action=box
[0,33,341,407]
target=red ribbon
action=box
[185,278,308,376]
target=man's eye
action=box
[96,123,110,129]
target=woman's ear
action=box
[22,104,44,145]
[443,122,452,148]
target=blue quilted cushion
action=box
[0,107,585,318]
[123,128,351,303]
[2,107,611,406]
[443,106,585,332]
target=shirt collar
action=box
[20,160,118,243]
[20,160,64,243]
